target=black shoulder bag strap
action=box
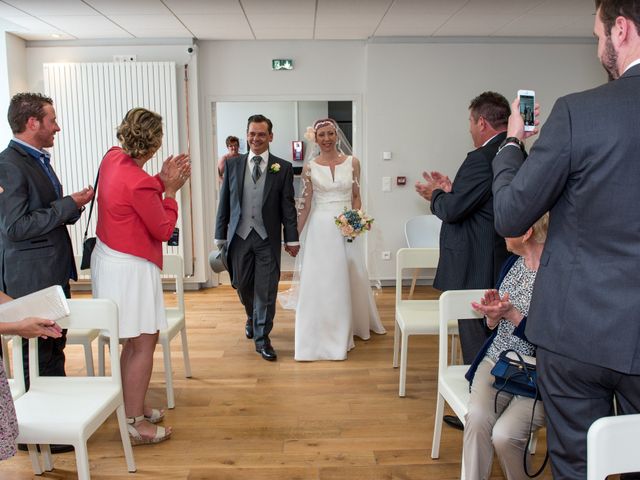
[83,170,99,243]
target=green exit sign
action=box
[272,59,293,71]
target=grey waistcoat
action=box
[236,161,268,240]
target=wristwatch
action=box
[499,136,525,153]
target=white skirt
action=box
[91,239,167,338]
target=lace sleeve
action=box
[297,162,313,234]
[351,156,362,210]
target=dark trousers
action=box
[458,317,491,365]
[21,283,71,390]
[537,347,640,479]
[229,231,280,348]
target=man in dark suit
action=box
[416,91,510,355]
[0,93,94,385]
[415,92,510,430]
[492,2,640,477]
[215,114,299,361]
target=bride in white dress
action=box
[287,118,385,361]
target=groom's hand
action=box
[285,245,300,257]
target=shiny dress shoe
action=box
[443,415,464,431]
[245,319,254,339]
[256,344,277,361]
[18,443,75,454]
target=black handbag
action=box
[80,170,99,270]
[491,349,548,477]
[491,349,539,399]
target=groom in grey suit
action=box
[492,1,640,477]
[215,114,299,361]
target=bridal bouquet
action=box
[335,208,374,242]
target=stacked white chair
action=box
[98,254,192,409]
[404,214,441,298]
[587,413,640,479]
[11,298,136,480]
[393,247,455,397]
[65,256,100,375]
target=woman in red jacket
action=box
[91,108,190,445]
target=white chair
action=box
[65,256,100,375]
[3,334,25,400]
[98,254,192,409]
[587,413,640,479]
[11,298,136,480]
[431,289,484,478]
[404,215,441,298]
[393,248,456,397]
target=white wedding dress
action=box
[290,156,385,361]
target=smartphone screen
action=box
[519,94,535,129]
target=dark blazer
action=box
[431,132,509,291]
[215,153,298,277]
[492,64,640,374]
[0,142,80,298]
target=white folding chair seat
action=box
[98,254,191,409]
[587,413,640,479]
[393,248,458,397]
[11,298,135,480]
[404,215,441,298]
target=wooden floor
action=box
[0,285,552,480]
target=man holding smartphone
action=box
[492,1,640,477]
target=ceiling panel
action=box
[163,0,242,15]
[0,0,597,41]
[179,14,253,40]
[375,0,467,37]
[84,0,169,16]
[3,0,97,16]
[109,14,193,38]
[39,15,132,38]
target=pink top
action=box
[96,146,178,268]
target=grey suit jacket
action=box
[492,64,640,374]
[0,142,80,298]
[215,153,298,277]
[431,132,509,291]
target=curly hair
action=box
[117,108,163,159]
[8,92,53,134]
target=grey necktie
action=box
[251,156,262,183]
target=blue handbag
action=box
[491,349,539,399]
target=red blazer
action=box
[96,146,177,268]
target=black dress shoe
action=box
[18,444,74,454]
[443,415,464,431]
[245,319,254,339]
[256,344,277,361]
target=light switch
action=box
[383,151,392,160]
[382,176,391,192]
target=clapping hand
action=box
[160,153,191,195]
[415,170,450,201]
[471,290,523,328]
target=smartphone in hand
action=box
[518,89,535,132]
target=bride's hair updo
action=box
[117,107,163,160]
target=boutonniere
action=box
[269,163,281,174]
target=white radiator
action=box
[43,62,183,262]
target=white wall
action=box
[17,37,606,284]
[365,40,605,280]
[0,32,27,145]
